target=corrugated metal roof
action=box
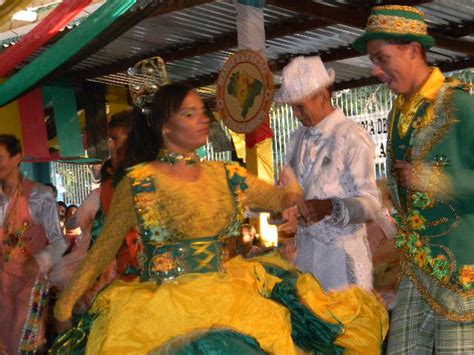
[68,0,473,93]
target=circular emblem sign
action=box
[216,50,274,133]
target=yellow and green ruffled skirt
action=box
[57,254,388,354]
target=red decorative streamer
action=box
[0,0,92,77]
[245,118,273,149]
[17,88,49,159]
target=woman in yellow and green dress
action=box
[53,84,388,354]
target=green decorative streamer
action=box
[43,79,84,157]
[0,0,138,107]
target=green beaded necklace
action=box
[157,149,201,166]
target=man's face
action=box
[291,91,326,127]
[108,126,129,168]
[367,40,415,95]
[0,145,20,181]
[58,205,67,220]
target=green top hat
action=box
[353,5,435,53]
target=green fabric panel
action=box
[422,89,474,267]
[391,112,411,212]
[170,330,267,355]
[43,80,84,157]
[90,207,105,245]
[50,313,94,355]
[0,0,137,107]
[262,263,345,354]
[372,9,424,21]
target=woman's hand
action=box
[278,206,299,234]
[54,292,74,322]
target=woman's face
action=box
[162,91,210,152]
[108,126,129,168]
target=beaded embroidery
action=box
[127,161,247,283]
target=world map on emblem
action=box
[216,50,274,133]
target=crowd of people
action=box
[0,4,472,354]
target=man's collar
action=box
[305,108,344,137]
[396,67,445,110]
[416,67,445,101]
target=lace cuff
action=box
[33,251,52,274]
[327,197,350,227]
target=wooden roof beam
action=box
[73,16,333,79]
[186,53,474,91]
[335,56,474,90]
[182,45,361,88]
[148,0,215,17]
[267,0,473,55]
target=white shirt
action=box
[0,182,68,274]
[286,108,380,291]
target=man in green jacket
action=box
[354,5,473,354]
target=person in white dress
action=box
[275,56,380,292]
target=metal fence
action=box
[52,69,473,203]
[51,162,97,205]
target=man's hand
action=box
[299,199,333,224]
[23,257,39,279]
[277,206,299,234]
[393,160,413,188]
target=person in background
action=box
[65,204,78,221]
[48,111,135,343]
[0,134,67,354]
[366,178,399,310]
[51,111,134,291]
[45,183,58,200]
[275,56,380,292]
[354,5,474,353]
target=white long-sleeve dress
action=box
[286,108,380,291]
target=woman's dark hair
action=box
[67,204,78,211]
[0,134,21,157]
[108,110,134,133]
[100,158,114,182]
[125,83,193,167]
[100,158,126,186]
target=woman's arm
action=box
[54,178,136,321]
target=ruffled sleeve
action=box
[226,162,302,212]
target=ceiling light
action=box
[12,10,38,22]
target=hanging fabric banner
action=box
[43,79,84,158]
[234,0,266,53]
[233,0,274,149]
[0,0,138,107]
[17,88,49,160]
[0,0,92,78]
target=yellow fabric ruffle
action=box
[86,255,388,354]
[87,257,297,355]
[297,275,389,354]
